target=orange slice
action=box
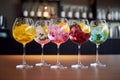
[59,22,70,33]
[59,22,66,27]
[80,23,86,29]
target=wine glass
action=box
[12,17,36,69]
[34,20,51,67]
[89,20,109,67]
[69,19,90,69]
[48,18,70,69]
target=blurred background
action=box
[0,0,120,55]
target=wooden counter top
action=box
[0,55,120,80]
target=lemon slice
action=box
[82,26,90,33]
[103,29,109,36]
[80,23,86,29]
[22,24,29,27]
[80,23,90,33]
[17,24,29,32]
[100,23,106,28]
[43,26,48,34]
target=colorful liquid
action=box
[69,24,90,45]
[89,26,109,45]
[13,24,35,45]
[48,24,69,45]
[34,26,50,45]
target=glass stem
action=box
[78,45,81,64]
[96,44,99,63]
[22,44,26,65]
[57,45,60,65]
[41,44,44,62]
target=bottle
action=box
[111,8,114,21]
[0,15,6,29]
[43,3,50,19]
[30,10,35,17]
[87,8,93,20]
[118,9,120,20]
[22,2,30,17]
[81,7,87,19]
[37,9,42,18]
[74,8,80,19]
[50,7,56,18]
[106,7,112,20]
[23,10,29,17]
[97,9,101,19]
[30,2,39,18]
[114,8,119,21]
[0,15,8,38]
[60,6,66,18]
[36,5,42,19]
[67,7,73,19]
[101,9,106,20]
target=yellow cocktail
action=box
[12,18,35,69]
[13,24,35,45]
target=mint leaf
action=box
[73,22,78,25]
[54,21,60,24]
[96,34,102,40]
[16,21,23,26]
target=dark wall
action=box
[0,37,120,55]
[97,0,120,8]
[0,0,22,31]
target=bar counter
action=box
[0,55,120,80]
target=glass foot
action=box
[50,64,67,69]
[35,61,50,67]
[16,64,33,69]
[71,64,88,69]
[90,61,106,67]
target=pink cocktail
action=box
[48,24,69,45]
[34,26,50,45]
[34,20,50,67]
[48,18,70,69]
